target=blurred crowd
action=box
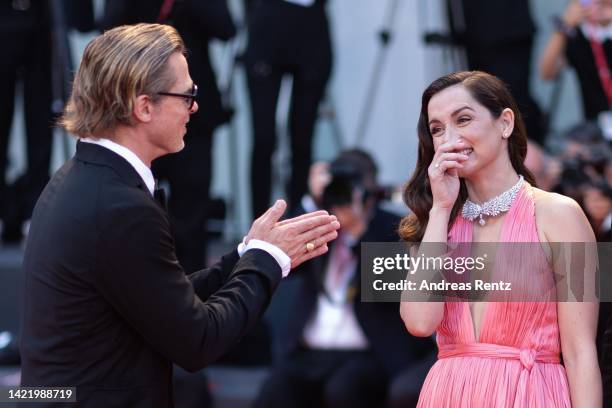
[1,0,610,251]
[0,0,611,407]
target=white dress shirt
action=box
[81,137,155,195]
[80,137,291,276]
[302,234,369,350]
[581,22,612,42]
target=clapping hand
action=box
[245,200,340,269]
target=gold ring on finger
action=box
[306,242,315,252]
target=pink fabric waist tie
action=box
[438,343,560,372]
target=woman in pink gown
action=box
[399,71,601,407]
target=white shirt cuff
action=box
[237,238,291,278]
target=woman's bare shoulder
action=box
[532,187,581,213]
[531,187,595,242]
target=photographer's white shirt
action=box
[302,234,369,349]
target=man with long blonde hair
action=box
[19,23,339,407]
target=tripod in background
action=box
[354,0,403,148]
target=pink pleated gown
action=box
[417,185,572,407]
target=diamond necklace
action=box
[461,175,524,226]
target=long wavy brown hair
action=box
[398,71,536,242]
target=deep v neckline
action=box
[448,184,530,343]
[463,201,515,343]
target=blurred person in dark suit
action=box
[244,0,333,218]
[19,23,340,407]
[540,0,612,122]
[254,150,435,408]
[101,0,236,271]
[0,0,92,243]
[448,0,545,145]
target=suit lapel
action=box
[153,187,168,211]
[74,141,154,200]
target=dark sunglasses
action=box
[157,83,198,110]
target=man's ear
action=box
[499,108,515,139]
[133,94,154,123]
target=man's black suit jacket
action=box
[273,206,434,376]
[20,142,282,407]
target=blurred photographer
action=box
[540,0,612,130]
[255,149,435,408]
[553,122,611,239]
[320,150,382,238]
